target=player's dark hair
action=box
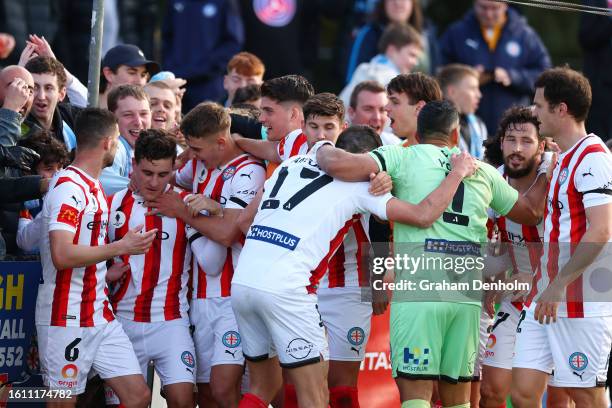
[534,67,591,122]
[417,100,459,141]
[303,93,345,123]
[232,84,261,105]
[387,72,442,105]
[230,104,261,120]
[24,56,68,89]
[18,129,70,171]
[260,75,314,105]
[349,80,386,109]
[181,102,231,139]
[107,84,149,113]
[484,106,542,167]
[74,108,118,149]
[335,125,382,153]
[134,129,176,164]
[378,23,422,54]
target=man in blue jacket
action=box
[440,0,551,135]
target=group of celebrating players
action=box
[30,50,612,408]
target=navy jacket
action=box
[163,0,244,111]
[440,8,551,134]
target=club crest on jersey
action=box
[568,352,588,371]
[558,168,569,185]
[347,327,365,346]
[222,331,241,348]
[112,211,126,228]
[181,351,195,368]
[222,166,237,181]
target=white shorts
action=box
[232,284,328,368]
[482,301,522,370]
[105,317,196,404]
[318,287,371,361]
[474,308,494,379]
[513,306,612,388]
[37,320,142,394]
[190,297,245,383]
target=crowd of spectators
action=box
[0,0,610,261]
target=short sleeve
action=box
[352,182,392,220]
[225,163,266,210]
[488,168,519,216]
[278,132,308,162]
[574,151,612,209]
[368,145,406,179]
[175,159,196,190]
[47,182,86,234]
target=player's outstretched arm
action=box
[386,152,477,228]
[316,144,379,181]
[50,225,157,270]
[234,134,281,163]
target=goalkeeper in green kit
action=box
[317,99,552,408]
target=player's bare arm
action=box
[237,187,264,234]
[234,134,281,163]
[386,152,478,228]
[146,190,242,247]
[534,203,612,324]
[50,225,157,270]
[316,144,379,181]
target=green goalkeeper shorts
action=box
[390,301,480,383]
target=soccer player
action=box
[384,72,442,146]
[231,141,478,408]
[147,102,266,408]
[234,75,314,174]
[223,52,265,107]
[104,129,196,408]
[347,80,401,145]
[437,64,487,159]
[316,100,551,408]
[36,108,157,408]
[511,68,612,407]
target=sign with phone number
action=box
[0,262,41,384]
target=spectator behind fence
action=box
[222,52,265,107]
[440,0,551,135]
[21,56,81,152]
[163,0,244,111]
[438,64,488,159]
[339,23,423,108]
[579,0,612,142]
[17,130,69,254]
[343,0,439,83]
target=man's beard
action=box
[504,153,538,179]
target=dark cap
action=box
[101,44,160,75]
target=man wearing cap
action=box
[98,44,160,109]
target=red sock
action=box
[239,393,268,408]
[284,383,298,408]
[329,386,359,408]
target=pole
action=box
[87,0,105,107]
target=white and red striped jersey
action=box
[233,154,392,294]
[490,165,544,310]
[320,214,371,289]
[176,153,266,299]
[107,187,193,322]
[277,129,308,162]
[528,135,612,317]
[36,166,115,327]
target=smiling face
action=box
[259,97,297,141]
[185,128,229,169]
[31,72,66,126]
[132,157,174,201]
[114,96,151,147]
[349,90,388,134]
[501,122,543,178]
[146,86,176,131]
